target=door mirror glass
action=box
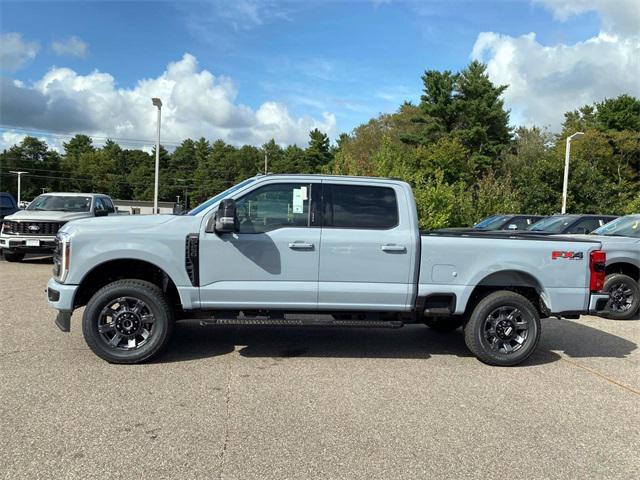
[213,199,238,234]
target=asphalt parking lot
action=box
[1,256,638,480]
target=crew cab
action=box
[1,192,118,262]
[46,175,609,366]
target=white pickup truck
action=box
[1,192,119,262]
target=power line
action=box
[0,125,184,147]
[0,171,234,190]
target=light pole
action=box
[9,171,28,205]
[561,132,584,214]
[152,97,162,214]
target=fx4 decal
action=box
[552,251,584,260]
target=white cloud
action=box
[534,0,640,37]
[51,36,89,58]
[0,130,63,153]
[471,1,640,130]
[0,33,39,72]
[0,53,336,149]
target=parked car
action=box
[471,214,545,231]
[0,192,19,219]
[527,214,618,235]
[1,192,119,262]
[586,215,639,320]
[47,175,609,366]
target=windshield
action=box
[188,178,256,215]
[27,195,92,212]
[593,216,640,238]
[474,215,510,230]
[528,215,576,233]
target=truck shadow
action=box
[159,317,637,366]
[0,254,53,264]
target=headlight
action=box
[54,232,71,282]
[1,221,16,234]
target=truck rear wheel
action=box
[464,291,540,366]
[82,279,174,364]
[602,274,640,320]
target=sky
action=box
[0,0,639,151]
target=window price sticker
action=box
[292,188,304,214]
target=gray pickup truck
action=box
[46,175,609,366]
[1,192,119,262]
[575,215,640,319]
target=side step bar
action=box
[194,317,404,329]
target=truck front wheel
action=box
[82,279,174,364]
[464,291,540,366]
[602,274,640,320]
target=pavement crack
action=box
[542,349,640,396]
[218,353,233,480]
[0,347,89,358]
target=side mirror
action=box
[94,209,108,217]
[507,224,518,230]
[207,199,238,234]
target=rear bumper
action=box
[588,293,610,314]
[556,292,609,319]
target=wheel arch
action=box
[74,258,182,311]
[464,270,546,318]
[606,262,639,281]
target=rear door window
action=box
[323,184,398,229]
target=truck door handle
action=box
[381,244,406,253]
[288,242,314,250]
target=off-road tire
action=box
[602,273,640,320]
[464,290,541,366]
[82,279,174,364]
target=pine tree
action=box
[305,129,332,172]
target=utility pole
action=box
[264,151,268,174]
[151,97,163,214]
[9,171,28,205]
[561,132,584,214]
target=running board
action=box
[195,317,404,329]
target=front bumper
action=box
[1,234,56,252]
[47,277,79,332]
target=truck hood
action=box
[59,214,192,236]
[3,210,91,223]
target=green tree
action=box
[596,95,640,132]
[305,129,332,172]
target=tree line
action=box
[1,61,638,228]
